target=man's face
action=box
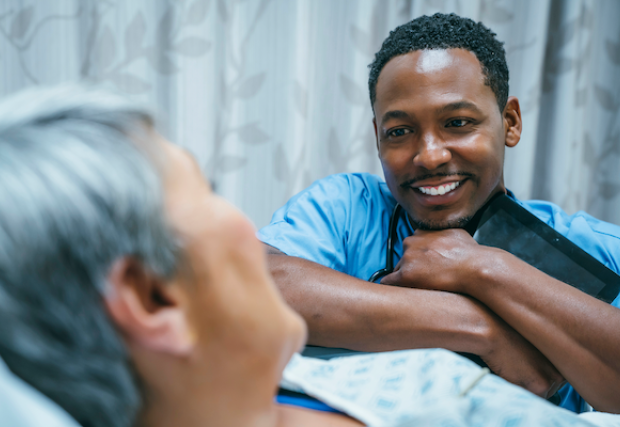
[161,141,306,384]
[373,48,514,230]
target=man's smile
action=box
[399,172,474,188]
[406,178,470,207]
[399,172,473,203]
[417,180,460,196]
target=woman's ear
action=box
[503,96,522,148]
[104,257,195,356]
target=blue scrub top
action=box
[258,172,620,413]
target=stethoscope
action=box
[368,203,404,283]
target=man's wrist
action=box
[459,246,508,298]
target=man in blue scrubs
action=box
[259,13,620,414]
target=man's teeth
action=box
[418,181,460,196]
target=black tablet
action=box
[473,194,620,304]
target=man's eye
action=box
[446,119,469,128]
[387,128,411,137]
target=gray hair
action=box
[0,85,179,427]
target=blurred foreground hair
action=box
[0,85,179,427]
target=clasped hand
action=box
[381,228,484,293]
[381,228,565,398]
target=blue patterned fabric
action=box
[282,350,620,427]
[259,172,620,413]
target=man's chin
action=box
[409,214,473,231]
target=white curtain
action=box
[1,0,618,227]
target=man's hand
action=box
[381,228,484,293]
[380,229,566,397]
[482,315,565,398]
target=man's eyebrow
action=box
[380,110,411,124]
[436,101,483,115]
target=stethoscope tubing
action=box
[368,203,403,282]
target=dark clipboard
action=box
[472,194,620,304]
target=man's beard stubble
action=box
[408,214,474,231]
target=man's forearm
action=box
[265,245,563,397]
[465,248,620,412]
[267,247,496,354]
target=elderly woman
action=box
[0,85,362,427]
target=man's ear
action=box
[373,117,380,153]
[503,96,522,148]
[104,257,195,356]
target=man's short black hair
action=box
[368,13,509,112]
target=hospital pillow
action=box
[0,357,79,427]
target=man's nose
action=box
[412,133,451,170]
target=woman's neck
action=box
[275,404,364,427]
[141,393,279,427]
[141,394,364,427]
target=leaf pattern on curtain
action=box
[0,0,618,227]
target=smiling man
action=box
[374,46,518,230]
[260,13,620,413]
